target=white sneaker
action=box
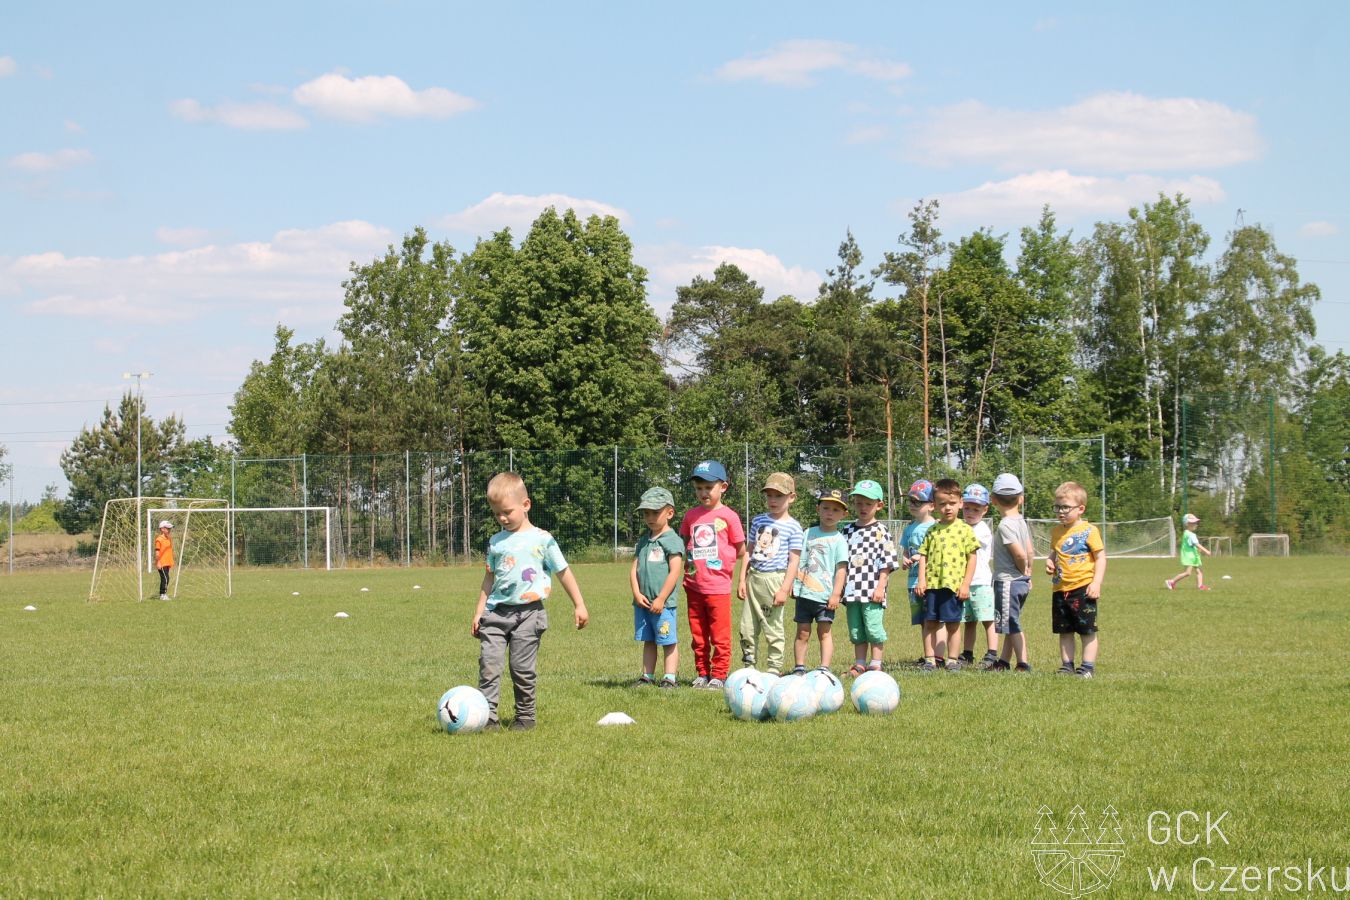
[691,676,709,689]
[160,593,170,601]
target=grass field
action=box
[3,557,1348,897]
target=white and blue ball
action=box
[804,668,846,714]
[766,674,817,722]
[726,671,780,721]
[849,670,901,715]
[436,685,491,734]
[723,666,758,704]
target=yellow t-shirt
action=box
[917,519,980,592]
[1049,520,1103,591]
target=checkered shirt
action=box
[842,520,899,605]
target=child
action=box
[1166,513,1212,591]
[679,460,746,690]
[842,479,899,676]
[471,471,590,730]
[154,520,174,601]
[916,478,979,671]
[899,480,936,665]
[1046,481,1107,679]
[630,487,685,687]
[790,488,850,675]
[738,472,804,676]
[958,484,997,669]
[989,473,1035,672]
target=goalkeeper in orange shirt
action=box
[154,520,175,600]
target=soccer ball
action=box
[850,670,901,715]
[766,674,817,722]
[436,686,491,734]
[804,668,845,714]
[726,671,779,721]
[723,666,758,704]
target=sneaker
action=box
[707,678,725,690]
[790,665,807,676]
[1198,585,1212,591]
[658,678,678,689]
[919,661,937,672]
[989,659,1011,671]
[1056,663,1075,675]
[847,663,867,677]
[958,650,975,664]
[1164,579,1175,591]
[635,675,655,686]
[160,593,170,601]
[976,656,999,671]
[691,676,709,689]
[945,659,963,672]
[1015,662,1033,673]
[1075,667,1094,679]
[509,719,536,731]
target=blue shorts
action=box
[924,588,963,624]
[634,605,679,645]
[793,596,836,625]
[908,584,925,625]
[994,576,1031,635]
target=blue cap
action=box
[907,479,935,502]
[962,483,991,505]
[690,460,729,483]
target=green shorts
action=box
[845,601,887,644]
[961,585,995,622]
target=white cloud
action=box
[170,98,308,131]
[438,192,631,235]
[1298,220,1339,238]
[846,125,889,145]
[7,148,94,173]
[931,170,1226,222]
[155,226,214,246]
[717,39,911,87]
[8,220,394,325]
[0,56,16,77]
[641,243,823,315]
[292,73,477,123]
[63,119,82,133]
[911,92,1262,172]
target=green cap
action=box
[850,479,884,501]
[636,487,675,511]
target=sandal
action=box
[848,663,867,677]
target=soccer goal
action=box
[151,506,344,572]
[90,497,229,603]
[1203,536,1233,556]
[1247,533,1290,557]
[1028,517,1177,559]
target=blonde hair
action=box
[1055,481,1088,507]
[487,471,528,504]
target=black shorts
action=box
[1052,586,1098,635]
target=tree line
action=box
[54,199,1349,547]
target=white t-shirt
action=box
[971,519,993,587]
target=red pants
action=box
[686,588,732,679]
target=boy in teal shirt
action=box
[471,471,589,730]
[630,487,685,686]
[790,488,850,675]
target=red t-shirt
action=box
[678,504,745,594]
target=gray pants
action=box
[477,604,549,724]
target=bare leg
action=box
[922,621,937,658]
[642,641,658,675]
[984,620,998,655]
[962,621,975,656]
[1009,632,1027,665]
[1059,633,1076,666]
[818,623,834,668]
[661,643,679,678]
[1082,633,1098,665]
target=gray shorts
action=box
[994,577,1031,635]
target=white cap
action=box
[159,520,173,529]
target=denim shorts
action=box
[634,604,679,645]
[793,596,836,624]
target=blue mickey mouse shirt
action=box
[485,527,569,610]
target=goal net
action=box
[90,497,229,602]
[204,506,344,569]
[1029,517,1176,559]
[1247,533,1290,557]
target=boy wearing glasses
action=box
[1046,481,1107,678]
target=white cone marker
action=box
[23,605,37,611]
[334,611,349,618]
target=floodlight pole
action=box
[123,371,151,596]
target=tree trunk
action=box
[921,282,931,469]
[936,288,952,463]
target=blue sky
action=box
[3,1,1348,502]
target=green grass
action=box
[2,558,1349,897]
